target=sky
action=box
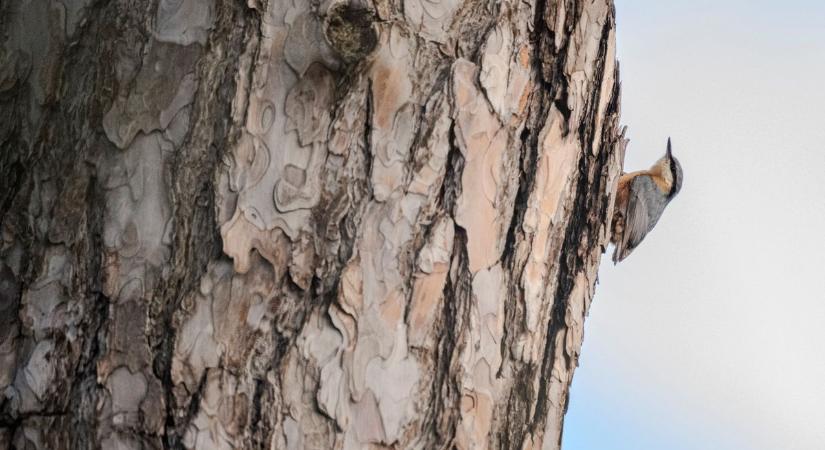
[563,1,825,450]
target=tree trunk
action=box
[0,0,625,448]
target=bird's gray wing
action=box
[623,175,669,255]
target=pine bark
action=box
[0,0,625,449]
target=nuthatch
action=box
[611,138,683,263]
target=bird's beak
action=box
[666,137,673,158]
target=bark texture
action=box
[0,0,626,449]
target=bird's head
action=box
[664,137,683,198]
[653,137,683,198]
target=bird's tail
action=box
[610,213,624,264]
[613,244,635,264]
[612,242,622,265]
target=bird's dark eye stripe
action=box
[668,158,679,197]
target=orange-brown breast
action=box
[616,171,644,210]
[612,172,640,243]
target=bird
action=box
[611,137,683,263]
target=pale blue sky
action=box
[564,1,825,449]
